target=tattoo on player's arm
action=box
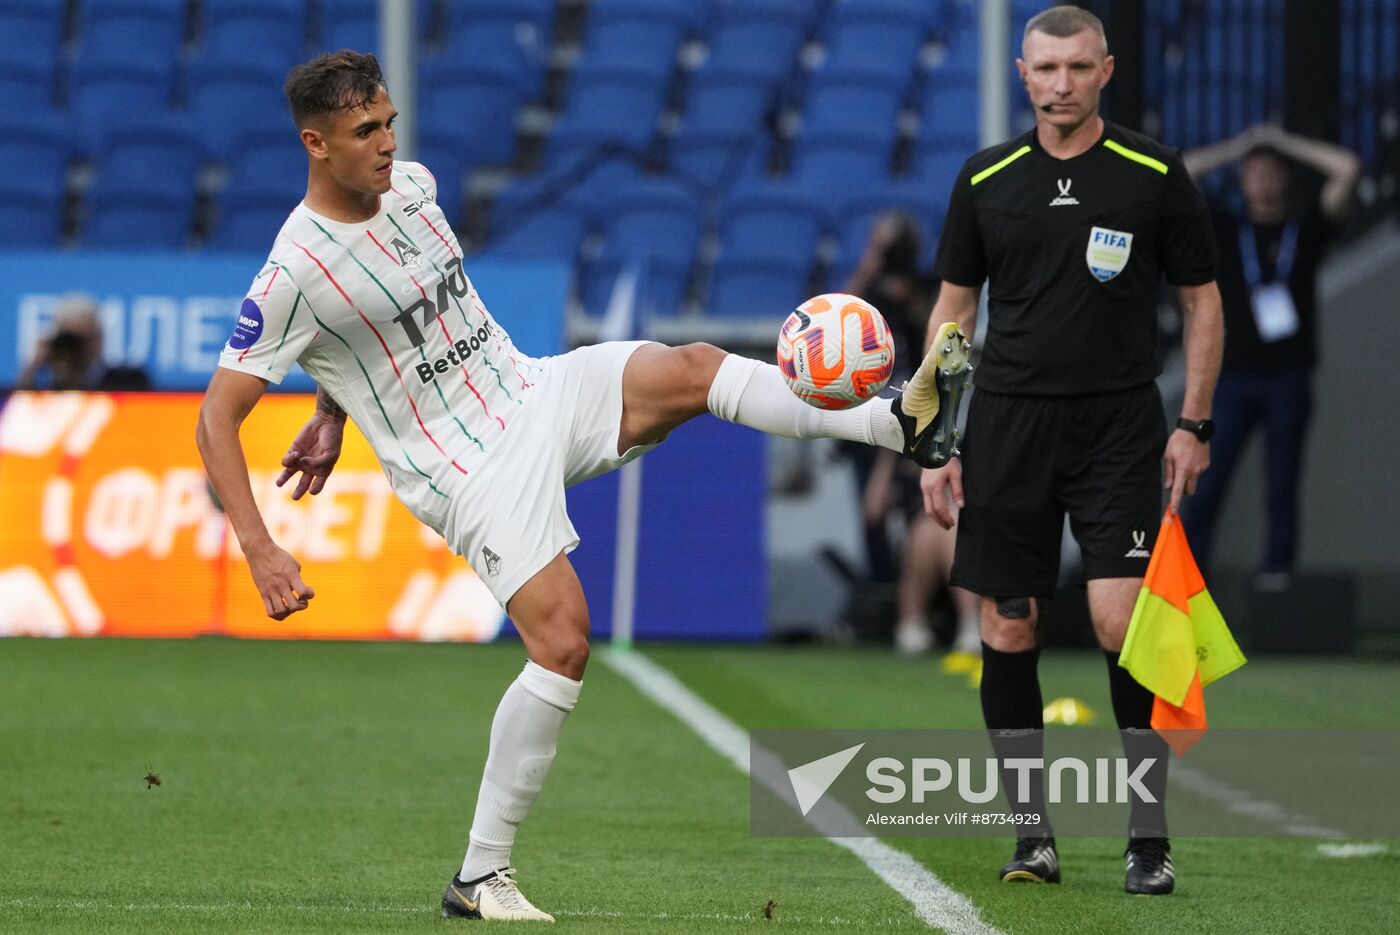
[316,389,347,423]
[996,598,1032,620]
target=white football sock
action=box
[706,354,905,452]
[460,661,581,882]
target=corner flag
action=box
[1119,511,1247,755]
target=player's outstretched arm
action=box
[920,282,981,527]
[196,368,315,620]
[275,387,346,500]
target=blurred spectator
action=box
[1181,125,1361,589]
[845,212,979,656]
[15,295,150,391]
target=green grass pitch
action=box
[2,638,1397,933]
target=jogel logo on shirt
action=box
[1085,226,1133,282]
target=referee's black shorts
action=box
[949,383,1168,600]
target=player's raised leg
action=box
[617,338,970,467]
[443,553,591,923]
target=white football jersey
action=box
[218,161,541,529]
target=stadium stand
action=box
[0,57,58,110]
[185,59,290,160]
[434,0,554,95]
[10,0,1392,309]
[84,186,194,248]
[197,0,307,70]
[570,2,692,79]
[8,113,70,199]
[0,181,65,247]
[818,5,926,82]
[1,112,68,247]
[699,10,808,82]
[69,61,175,155]
[0,0,65,72]
[80,0,188,73]
[577,178,702,313]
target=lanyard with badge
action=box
[1238,221,1300,342]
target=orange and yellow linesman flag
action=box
[1119,511,1247,756]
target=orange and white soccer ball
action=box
[777,293,895,409]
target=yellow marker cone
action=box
[940,650,981,675]
[966,659,983,689]
[1043,697,1096,726]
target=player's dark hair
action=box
[1024,5,1108,51]
[284,50,386,128]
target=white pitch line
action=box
[602,649,1005,935]
[1316,843,1390,859]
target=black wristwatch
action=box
[1176,417,1215,442]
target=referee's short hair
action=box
[284,50,386,129]
[1024,5,1108,53]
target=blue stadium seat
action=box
[906,144,966,210]
[84,187,194,249]
[81,0,187,72]
[0,58,57,110]
[801,72,905,137]
[705,257,812,317]
[718,184,825,267]
[419,62,527,167]
[586,0,706,30]
[211,184,302,251]
[0,180,65,247]
[678,71,779,135]
[445,0,555,40]
[199,0,306,69]
[185,59,290,159]
[317,0,377,52]
[929,26,980,81]
[666,129,760,190]
[485,206,592,262]
[88,121,203,199]
[788,131,895,188]
[70,61,174,154]
[3,115,70,196]
[594,181,702,266]
[580,181,703,313]
[832,0,947,31]
[437,0,553,95]
[0,0,65,71]
[415,129,481,228]
[708,0,823,26]
[826,188,943,289]
[547,69,668,158]
[919,82,980,151]
[316,0,436,52]
[822,11,926,82]
[579,255,694,316]
[575,12,687,79]
[699,13,807,81]
[226,127,306,196]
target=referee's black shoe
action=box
[1124,837,1175,895]
[891,321,972,469]
[999,836,1060,884]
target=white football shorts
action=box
[440,340,660,607]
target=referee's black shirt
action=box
[933,120,1217,396]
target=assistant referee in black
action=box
[920,6,1223,896]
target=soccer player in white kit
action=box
[196,51,969,922]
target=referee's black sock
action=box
[1104,650,1170,839]
[981,643,1052,838]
